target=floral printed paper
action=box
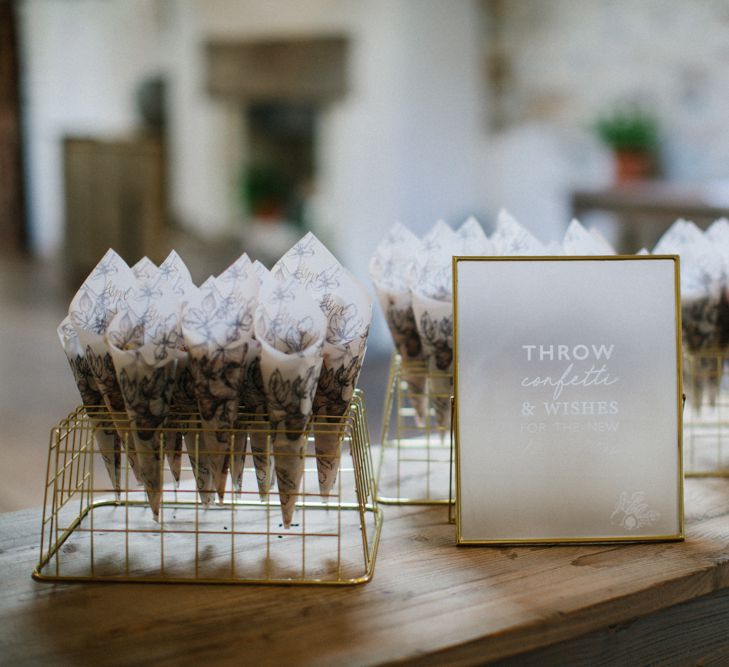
[106,284,184,519]
[654,220,725,409]
[58,316,121,496]
[491,209,548,256]
[274,232,372,495]
[255,272,326,527]
[369,223,428,425]
[69,249,144,485]
[215,254,273,498]
[181,278,257,504]
[562,219,615,255]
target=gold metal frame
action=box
[33,390,382,585]
[452,255,685,545]
[375,354,454,505]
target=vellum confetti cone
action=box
[274,232,372,496]
[255,274,326,528]
[654,219,724,410]
[58,316,121,496]
[421,219,457,250]
[181,280,256,504]
[69,249,144,485]
[239,345,272,497]
[244,260,277,497]
[252,259,270,282]
[129,254,187,485]
[589,226,615,253]
[455,215,491,252]
[106,290,183,520]
[369,223,428,425]
[491,209,548,256]
[156,250,196,299]
[215,254,272,496]
[409,221,463,433]
[155,252,198,485]
[410,294,453,432]
[705,218,729,348]
[132,256,158,281]
[411,217,494,433]
[562,219,615,255]
[205,259,279,498]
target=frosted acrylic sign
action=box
[453,257,683,544]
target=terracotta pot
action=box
[614,150,653,183]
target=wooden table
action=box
[2,478,729,666]
[571,181,729,252]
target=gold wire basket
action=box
[376,354,455,505]
[33,390,382,585]
[683,347,729,477]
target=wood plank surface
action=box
[2,477,729,666]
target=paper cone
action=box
[109,345,178,518]
[163,353,196,487]
[69,249,144,484]
[654,219,725,410]
[256,274,326,528]
[58,317,121,495]
[215,253,267,496]
[411,293,453,435]
[491,209,548,255]
[130,254,188,484]
[409,224,455,432]
[246,261,276,497]
[274,233,372,495]
[562,219,615,255]
[682,294,722,410]
[153,251,199,484]
[312,358,359,495]
[405,218,489,434]
[188,345,246,502]
[182,279,258,503]
[242,353,274,499]
[370,224,428,425]
[81,338,144,485]
[374,287,428,424]
[260,354,323,527]
[455,216,492,254]
[106,297,182,519]
[132,256,158,281]
[705,218,729,348]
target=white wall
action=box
[19,0,163,256]
[167,0,489,280]
[492,0,729,182]
[21,0,490,273]
[318,0,488,277]
[21,0,729,261]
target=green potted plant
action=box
[595,108,659,183]
[242,163,291,220]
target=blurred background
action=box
[3,0,729,511]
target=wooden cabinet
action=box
[63,134,168,282]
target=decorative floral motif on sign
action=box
[611,491,660,531]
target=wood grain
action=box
[2,478,729,666]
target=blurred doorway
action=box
[244,102,317,227]
[206,36,347,262]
